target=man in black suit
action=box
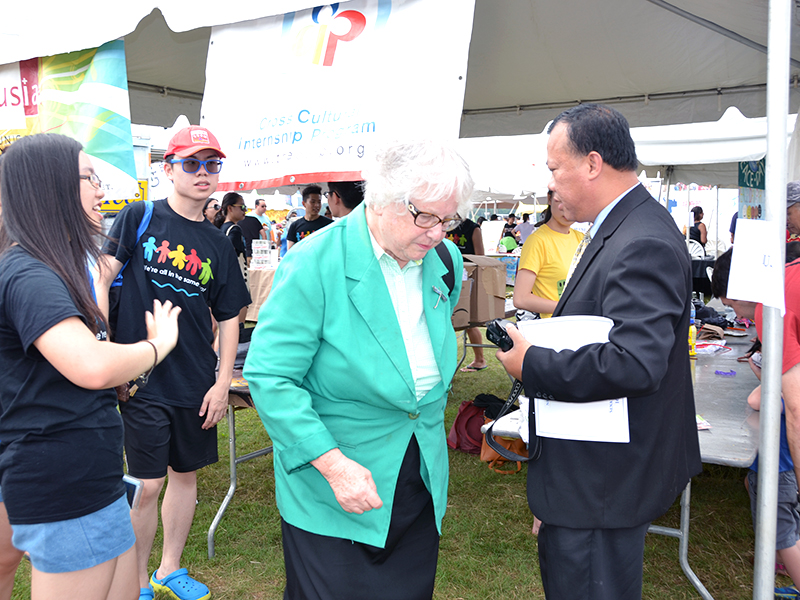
[497,104,701,600]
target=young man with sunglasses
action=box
[96,126,250,600]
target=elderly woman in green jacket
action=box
[244,140,473,600]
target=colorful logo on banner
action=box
[285,2,390,66]
[0,40,137,202]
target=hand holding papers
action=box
[517,316,630,443]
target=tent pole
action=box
[753,1,790,599]
[715,186,720,258]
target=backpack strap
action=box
[434,241,455,296]
[111,200,154,287]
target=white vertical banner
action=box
[201,0,475,191]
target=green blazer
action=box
[243,203,463,548]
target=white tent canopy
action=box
[3,1,799,134]
[457,107,797,197]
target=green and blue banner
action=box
[0,40,138,202]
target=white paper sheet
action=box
[518,316,630,443]
[726,218,785,315]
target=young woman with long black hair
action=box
[0,133,181,600]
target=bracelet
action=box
[135,340,158,387]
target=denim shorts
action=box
[747,469,800,550]
[11,494,134,573]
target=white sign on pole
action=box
[727,218,785,314]
[201,0,476,191]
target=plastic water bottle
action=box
[688,302,697,358]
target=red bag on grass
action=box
[447,400,484,455]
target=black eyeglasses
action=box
[234,205,247,211]
[207,204,220,211]
[79,173,103,190]
[407,202,462,231]
[169,158,223,174]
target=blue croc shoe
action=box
[139,587,154,600]
[150,568,210,600]
[775,585,800,599]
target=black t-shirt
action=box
[221,221,246,258]
[286,216,333,246]
[502,221,516,239]
[689,223,705,248]
[446,219,480,255]
[237,216,264,257]
[0,247,125,524]
[104,200,251,408]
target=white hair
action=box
[362,139,474,216]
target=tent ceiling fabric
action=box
[3,1,800,135]
[0,2,321,64]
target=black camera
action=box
[486,319,517,352]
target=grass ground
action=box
[11,331,768,599]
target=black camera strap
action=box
[484,379,541,462]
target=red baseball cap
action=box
[166,126,226,159]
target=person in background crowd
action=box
[788,181,800,242]
[244,140,472,600]
[514,212,536,245]
[502,213,517,240]
[215,193,250,322]
[327,181,365,218]
[497,104,700,600]
[689,206,707,249]
[96,126,250,600]
[285,185,333,251]
[238,208,267,258]
[0,133,182,600]
[730,211,738,244]
[447,216,487,372]
[214,192,247,262]
[279,211,298,257]
[711,248,800,599]
[202,197,220,223]
[513,191,583,320]
[252,198,271,238]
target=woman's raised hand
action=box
[144,299,182,363]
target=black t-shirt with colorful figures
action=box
[104,199,251,408]
[446,218,480,255]
[285,215,333,246]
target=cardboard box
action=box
[451,279,471,329]
[463,255,507,323]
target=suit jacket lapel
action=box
[556,184,651,313]
[344,205,416,396]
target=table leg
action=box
[207,403,273,559]
[647,481,713,600]
[208,404,237,559]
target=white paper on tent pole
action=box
[516,316,630,443]
[726,218,785,315]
